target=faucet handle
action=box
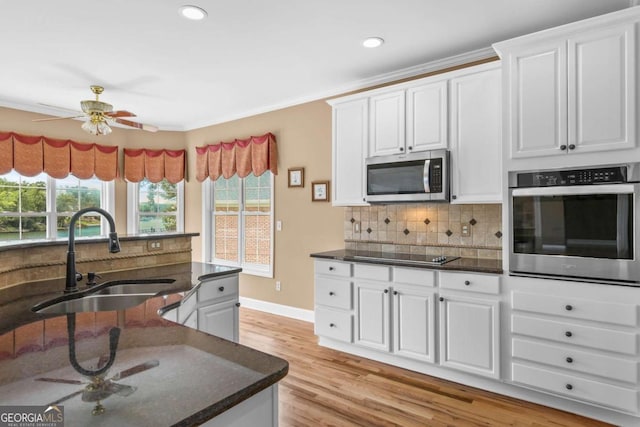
[75,272,83,283]
[87,272,102,286]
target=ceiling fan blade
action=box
[106,382,137,397]
[32,115,85,122]
[37,102,83,114]
[48,390,84,406]
[106,110,136,118]
[115,118,158,132]
[36,377,85,385]
[111,359,159,381]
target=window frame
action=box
[202,173,274,278]
[126,179,185,235]
[0,172,114,241]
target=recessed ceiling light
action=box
[179,5,208,21]
[363,37,384,48]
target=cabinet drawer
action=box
[512,338,638,384]
[315,307,353,342]
[393,267,435,287]
[315,260,352,278]
[512,363,639,413]
[354,263,390,281]
[197,276,239,303]
[315,277,352,310]
[512,291,638,327]
[512,314,638,355]
[439,271,500,294]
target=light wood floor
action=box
[239,307,613,427]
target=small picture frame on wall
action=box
[288,167,305,188]
[312,181,330,202]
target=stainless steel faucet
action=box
[65,207,121,293]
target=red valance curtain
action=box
[0,131,118,180]
[195,132,278,182]
[123,148,186,183]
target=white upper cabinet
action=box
[494,7,639,167]
[369,90,406,156]
[406,79,448,152]
[568,24,636,154]
[505,40,568,158]
[449,63,502,203]
[329,97,369,206]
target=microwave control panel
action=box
[430,158,443,192]
[516,166,627,187]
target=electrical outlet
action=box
[276,220,282,231]
[275,281,281,291]
[353,221,361,233]
[461,224,470,236]
[147,240,163,251]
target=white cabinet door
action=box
[354,281,390,352]
[406,80,448,152]
[369,90,406,157]
[449,65,502,203]
[198,300,239,342]
[331,98,369,206]
[438,293,500,379]
[507,40,568,159]
[392,285,436,363]
[568,24,636,154]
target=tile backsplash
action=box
[344,203,502,260]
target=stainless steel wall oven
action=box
[509,164,639,285]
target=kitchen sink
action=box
[31,279,177,314]
[34,293,154,314]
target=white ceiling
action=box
[0,0,634,132]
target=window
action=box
[204,173,273,277]
[0,170,113,241]
[127,179,184,234]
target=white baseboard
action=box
[239,297,315,323]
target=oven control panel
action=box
[516,166,627,187]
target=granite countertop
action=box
[311,249,503,274]
[0,262,287,426]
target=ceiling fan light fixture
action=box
[363,37,384,48]
[82,118,112,136]
[179,5,208,21]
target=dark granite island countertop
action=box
[310,249,503,274]
[0,262,287,426]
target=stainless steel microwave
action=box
[365,150,449,203]
[509,164,640,285]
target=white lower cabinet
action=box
[392,284,436,363]
[198,299,239,342]
[355,280,391,351]
[508,276,640,418]
[314,260,354,343]
[438,293,500,379]
[175,273,240,343]
[315,260,497,376]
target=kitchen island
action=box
[0,262,288,426]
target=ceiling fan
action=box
[36,356,160,416]
[33,85,158,135]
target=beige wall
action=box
[185,100,343,310]
[1,100,344,311]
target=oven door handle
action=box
[511,184,636,197]
[423,159,431,193]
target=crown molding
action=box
[185,47,497,131]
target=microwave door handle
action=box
[423,159,431,193]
